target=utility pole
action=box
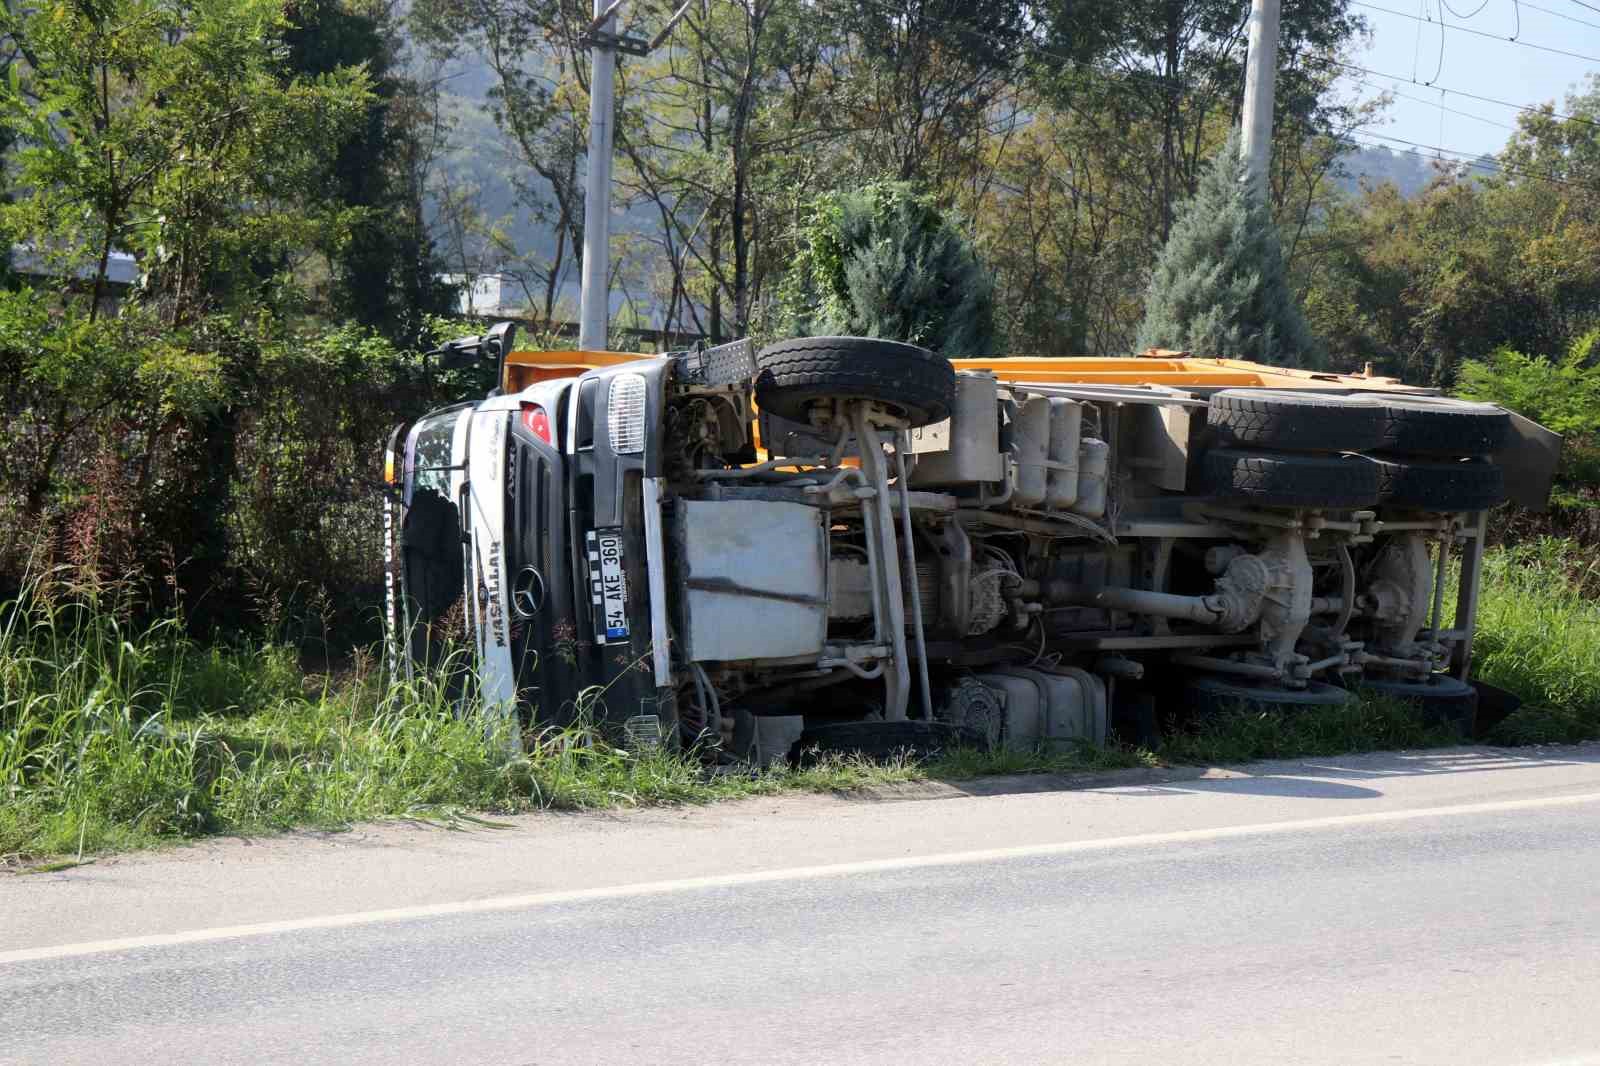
[577,0,621,351]
[1239,0,1281,199]
[577,0,694,351]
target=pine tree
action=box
[1136,133,1321,366]
[776,182,998,356]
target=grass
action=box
[6,536,1600,863]
[0,573,943,862]
[1468,537,1600,744]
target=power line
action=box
[1351,0,1600,64]
[847,0,1598,141]
[1295,52,1600,131]
[1567,0,1600,14]
[1346,127,1591,188]
[1357,78,1517,129]
[1519,0,1600,30]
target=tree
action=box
[1136,133,1319,365]
[285,0,458,344]
[1457,330,1600,489]
[0,0,376,602]
[1295,81,1600,383]
[0,0,373,324]
[775,181,996,356]
[1031,0,1366,243]
[823,0,1030,192]
[410,0,591,332]
[617,0,840,343]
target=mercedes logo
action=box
[512,566,545,618]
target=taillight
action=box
[520,403,552,444]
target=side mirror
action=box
[482,321,519,395]
[427,321,520,398]
[434,335,485,371]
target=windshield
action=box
[406,406,468,503]
[396,405,473,677]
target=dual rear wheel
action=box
[1202,389,1510,510]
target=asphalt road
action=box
[7,745,1600,1065]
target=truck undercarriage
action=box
[385,330,1561,763]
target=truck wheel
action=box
[1373,457,1506,512]
[1206,389,1386,452]
[1359,674,1477,737]
[1367,397,1511,457]
[788,720,979,766]
[754,336,956,428]
[1184,676,1357,718]
[1203,448,1382,508]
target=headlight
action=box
[607,373,648,455]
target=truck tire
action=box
[1368,397,1511,457]
[1206,389,1386,452]
[1203,448,1382,508]
[1373,457,1506,511]
[1184,675,1357,719]
[1359,674,1477,737]
[788,719,980,766]
[754,336,956,429]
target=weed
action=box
[1470,537,1600,743]
[1158,695,1461,765]
[6,538,1600,861]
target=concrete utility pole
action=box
[577,0,694,351]
[1239,0,1281,199]
[577,0,620,351]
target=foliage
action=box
[1158,696,1460,765]
[0,569,929,860]
[1298,78,1600,384]
[1136,134,1320,365]
[0,285,464,636]
[284,0,459,344]
[774,181,997,356]
[1457,330,1600,490]
[0,0,373,325]
[1471,538,1600,744]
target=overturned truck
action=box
[385,327,1561,761]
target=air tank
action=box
[1073,438,1110,518]
[1012,395,1051,508]
[1045,398,1082,510]
[909,371,1003,487]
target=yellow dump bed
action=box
[501,346,1435,396]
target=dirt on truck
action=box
[383,324,1563,763]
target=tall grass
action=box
[1470,537,1600,743]
[0,570,924,861]
[6,536,1600,862]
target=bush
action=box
[1457,329,1600,497]
[1470,538,1600,743]
[774,181,997,356]
[0,296,476,641]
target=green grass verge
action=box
[6,537,1600,862]
[1468,538,1600,744]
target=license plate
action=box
[587,529,630,644]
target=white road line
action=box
[7,789,1600,966]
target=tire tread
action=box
[755,337,956,428]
